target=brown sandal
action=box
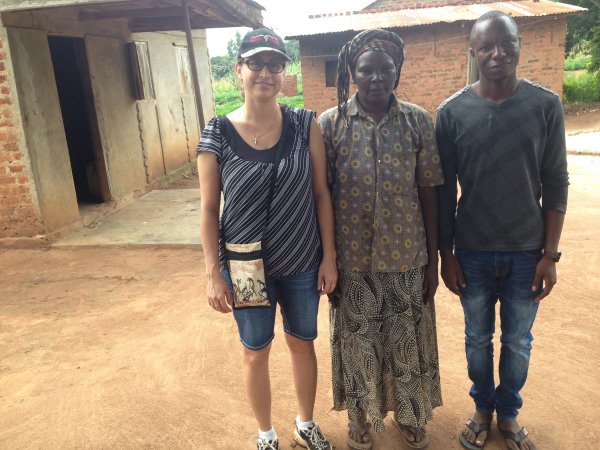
[392,417,430,449]
[347,421,372,450]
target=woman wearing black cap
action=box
[318,29,444,449]
[196,28,336,450]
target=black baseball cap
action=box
[238,28,290,61]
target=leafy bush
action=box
[210,55,235,79]
[563,71,600,103]
[564,54,591,71]
[591,27,600,73]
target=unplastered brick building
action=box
[288,0,586,116]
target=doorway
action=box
[48,36,109,205]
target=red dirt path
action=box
[1,155,599,449]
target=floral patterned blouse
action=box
[318,95,444,273]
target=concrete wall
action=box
[0,8,215,238]
[133,30,211,175]
[6,27,80,233]
[86,35,148,199]
[0,24,45,238]
[300,17,568,116]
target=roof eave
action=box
[286,0,587,40]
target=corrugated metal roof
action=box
[286,0,586,39]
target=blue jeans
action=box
[221,268,320,351]
[456,249,542,421]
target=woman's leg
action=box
[279,269,332,449]
[224,268,278,433]
[278,269,320,421]
[285,334,317,420]
[243,342,273,431]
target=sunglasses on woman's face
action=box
[245,59,285,73]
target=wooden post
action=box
[182,1,205,130]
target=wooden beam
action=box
[129,16,228,32]
[182,0,204,130]
[188,0,262,29]
[0,0,131,13]
[79,7,181,21]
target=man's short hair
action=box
[470,11,519,44]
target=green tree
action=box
[210,55,235,79]
[559,0,600,72]
[285,39,300,63]
[227,31,242,58]
[591,27,600,73]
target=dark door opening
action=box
[48,36,109,204]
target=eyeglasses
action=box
[245,59,285,73]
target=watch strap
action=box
[542,249,561,262]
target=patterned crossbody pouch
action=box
[224,107,288,309]
[225,242,269,308]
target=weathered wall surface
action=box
[86,35,148,199]
[141,33,187,175]
[6,27,80,233]
[0,25,45,237]
[301,17,567,116]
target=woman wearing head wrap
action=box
[318,29,443,449]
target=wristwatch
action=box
[542,249,562,262]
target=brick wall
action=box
[0,33,44,238]
[300,17,567,117]
[364,0,499,11]
[518,17,567,96]
[281,74,299,97]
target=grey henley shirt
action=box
[435,80,569,251]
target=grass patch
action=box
[279,95,304,109]
[215,95,304,115]
[563,71,600,103]
[564,54,592,71]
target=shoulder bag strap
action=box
[261,106,289,247]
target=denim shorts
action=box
[221,268,321,351]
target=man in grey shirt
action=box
[436,11,568,450]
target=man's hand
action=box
[440,250,466,296]
[532,256,557,302]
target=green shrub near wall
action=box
[564,54,592,71]
[563,71,600,103]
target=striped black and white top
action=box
[197,105,322,277]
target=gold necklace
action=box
[243,108,278,145]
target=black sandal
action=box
[459,418,491,450]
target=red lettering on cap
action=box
[248,35,281,45]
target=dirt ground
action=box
[2,147,600,447]
[564,105,600,135]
